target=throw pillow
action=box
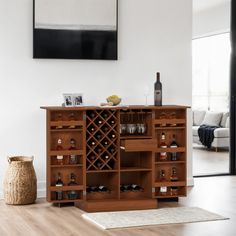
[201,112,223,126]
[225,117,230,128]
[220,112,229,127]
[193,110,206,126]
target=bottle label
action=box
[57,155,63,160]
[160,186,167,192]
[154,90,162,105]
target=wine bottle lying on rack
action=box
[120,184,144,192]
[86,185,110,193]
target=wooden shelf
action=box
[50,128,83,132]
[155,147,186,153]
[155,161,185,164]
[51,199,83,203]
[120,167,152,172]
[155,127,185,130]
[50,121,84,127]
[155,195,186,199]
[49,185,83,191]
[154,181,186,187]
[153,119,186,125]
[49,150,83,156]
[86,170,118,173]
[51,164,83,168]
[120,135,153,139]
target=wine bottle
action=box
[108,146,115,154]
[102,153,109,160]
[109,119,115,125]
[68,112,76,129]
[102,126,109,133]
[96,161,102,169]
[89,112,96,119]
[67,173,78,200]
[55,172,63,200]
[131,184,144,192]
[95,147,102,154]
[170,167,179,182]
[160,133,168,161]
[98,186,109,192]
[68,138,77,164]
[96,119,103,125]
[89,154,96,161]
[154,72,162,106]
[56,138,64,165]
[109,133,116,139]
[95,133,102,140]
[159,186,167,196]
[170,134,178,161]
[102,112,109,119]
[159,169,166,181]
[69,138,76,150]
[89,126,96,133]
[90,140,96,146]
[102,140,109,146]
[55,113,63,129]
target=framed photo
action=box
[63,94,74,107]
[73,94,83,106]
[33,0,118,60]
[63,93,83,107]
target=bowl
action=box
[106,96,121,106]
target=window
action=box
[192,33,231,111]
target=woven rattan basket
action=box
[4,156,37,205]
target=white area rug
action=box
[82,207,228,229]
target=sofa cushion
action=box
[192,126,200,136]
[214,128,229,138]
[201,112,223,126]
[193,110,206,126]
[225,117,230,128]
[220,112,229,127]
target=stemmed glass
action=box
[144,85,150,106]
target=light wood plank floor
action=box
[0,176,235,236]
[193,144,229,175]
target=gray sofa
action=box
[192,110,229,150]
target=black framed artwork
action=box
[33,0,118,60]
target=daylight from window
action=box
[192,33,231,111]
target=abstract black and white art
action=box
[33,0,117,60]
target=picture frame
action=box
[63,93,83,107]
[33,0,118,60]
[72,93,83,107]
[63,94,74,107]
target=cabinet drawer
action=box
[120,139,157,152]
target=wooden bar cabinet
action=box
[41,105,189,212]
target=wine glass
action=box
[143,85,150,106]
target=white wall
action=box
[0,0,192,199]
[193,2,230,38]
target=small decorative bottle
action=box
[160,133,168,161]
[67,173,78,200]
[170,134,178,161]
[154,72,162,106]
[55,172,63,200]
[56,138,64,165]
[69,138,78,164]
[170,167,179,182]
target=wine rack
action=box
[42,105,188,212]
[86,110,119,171]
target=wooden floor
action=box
[0,176,235,236]
[193,144,229,175]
